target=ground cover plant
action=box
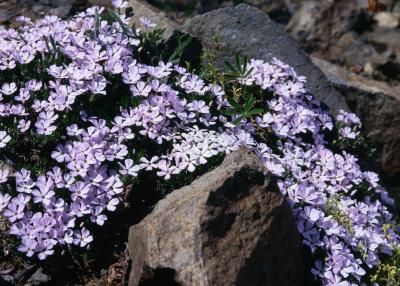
[0,0,399,285]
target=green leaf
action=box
[247,108,265,116]
[245,95,256,111]
[225,61,238,76]
[227,96,240,108]
[244,66,254,77]
[242,55,248,75]
[222,109,239,116]
[168,34,192,63]
[235,54,241,72]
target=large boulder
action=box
[312,57,400,182]
[128,148,306,286]
[182,4,349,115]
[200,0,298,23]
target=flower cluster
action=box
[0,1,398,285]
[336,110,362,140]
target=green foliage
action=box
[225,54,254,80]
[168,33,193,64]
[368,245,400,285]
[324,196,354,234]
[200,50,224,84]
[223,95,264,125]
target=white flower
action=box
[139,17,156,28]
[112,0,128,9]
[0,168,9,183]
[0,131,11,148]
[118,159,141,177]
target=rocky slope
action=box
[0,1,399,285]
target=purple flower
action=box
[339,127,358,139]
[17,119,31,133]
[15,88,31,103]
[0,168,9,183]
[112,0,128,9]
[0,131,11,148]
[35,111,59,135]
[73,228,93,247]
[18,238,38,257]
[70,182,91,201]
[32,176,55,205]
[139,17,156,29]
[90,207,108,226]
[3,194,30,222]
[0,82,17,95]
[106,198,119,212]
[0,7,396,285]
[0,193,11,212]
[118,159,140,176]
[130,81,152,97]
[25,79,42,91]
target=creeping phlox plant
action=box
[0,0,398,285]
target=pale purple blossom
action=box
[1,82,17,95]
[0,131,11,148]
[112,0,128,9]
[139,17,156,29]
[118,159,141,176]
[0,168,9,183]
[0,5,396,286]
[73,228,93,247]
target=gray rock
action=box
[326,31,388,67]
[88,0,113,7]
[373,12,399,29]
[312,57,400,180]
[129,0,178,37]
[0,275,14,285]
[49,5,73,18]
[27,268,51,286]
[0,9,12,24]
[37,0,51,5]
[182,4,349,115]
[286,0,368,52]
[128,148,305,286]
[286,0,400,76]
[147,0,197,9]
[200,0,302,17]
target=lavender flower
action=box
[0,131,11,148]
[73,228,93,247]
[0,5,397,286]
[139,17,156,29]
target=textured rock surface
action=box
[146,0,197,10]
[129,0,177,37]
[88,0,113,7]
[182,4,349,115]
[128,148,305,286]
[27,268,51,286]
[286,0,400,83]
[286,0,369,55]
[201,0,296,20]
[0,0,88,24]
[312,57,400,180]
